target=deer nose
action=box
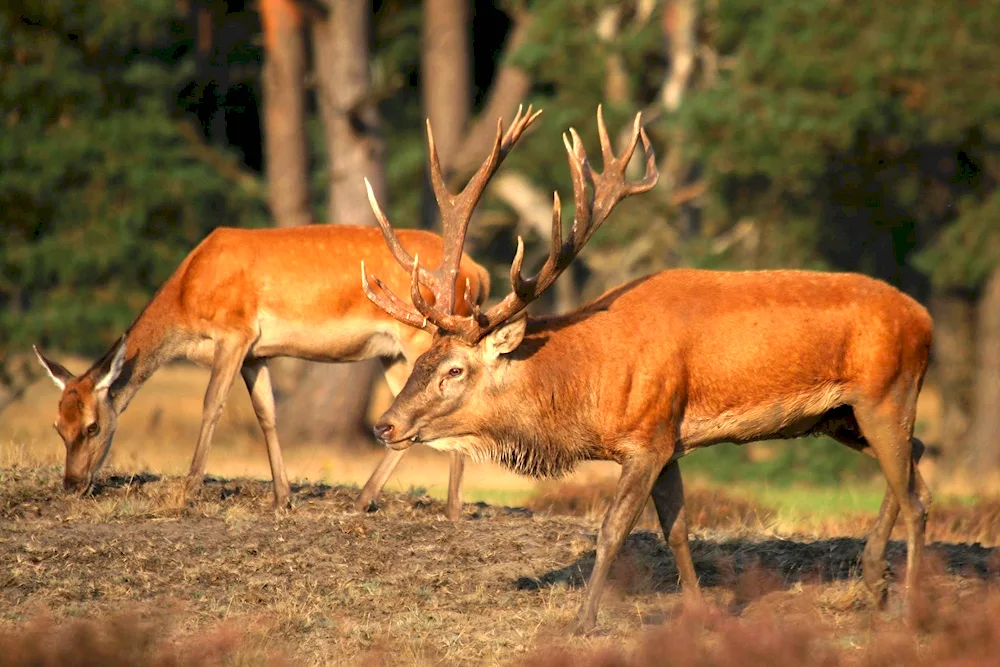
[63,476,87,493]
[373,422,394,441]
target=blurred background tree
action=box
[2,0,998,481]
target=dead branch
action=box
[450,15,534,178]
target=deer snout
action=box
[373,420,416,450]
[373,422,395,441]
[63,474,91,495]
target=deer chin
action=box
[378,432,420,451]
[418,434,483,460]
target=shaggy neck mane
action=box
[470,319,599,478]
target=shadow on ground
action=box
[515,530,999,595]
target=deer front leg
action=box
[186,338,249,499]
[355,357,467,520]
[573,450,667,635]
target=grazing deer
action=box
[33,224,489,516]
[362,105,933,632]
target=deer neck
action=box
[106,298,182,414]
[472,333,599,478]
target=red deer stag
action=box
[33,224,489,516]
[362,105,933,632]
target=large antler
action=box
[475,106,657,338]
[363,104,657,343]
[361,105,543,334]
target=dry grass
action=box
[3,463,1000,665]
[528,476,1000,549]
[527,477,773,534]
[0,611,291,667]
[524,559,1000,666]
[6,550,1000,667]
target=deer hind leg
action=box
[650,461,702,605]
[858,438,930,608]
[822,408,931,606]
[186,336,251,499]
[851,397,927,615]
[355,358,417,513]
[574,449,668,635]
[357,447,465,518]
[445,450,465,521]
[241,359,292,508]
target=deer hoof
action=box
[354,498,379,514]
[569,614,597,636]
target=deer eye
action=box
[447,367,463,378]
[86,423,100,438]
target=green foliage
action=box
[0,1,267,356]
[672,0,1000,282]
[680,437,880,488]
[916,190,1000,288]
[4,0,1000,412]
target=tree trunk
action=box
[273,0,384,448]
[260,0,312,227]
[420,0,470,229]
[312,0,386,225]
[448,15,532,177]
[929,288,976,471]
[0,353,38,417]
[966,268,1000,475]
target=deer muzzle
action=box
[372,420,419,450]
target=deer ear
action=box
[482,315,527,362]
[33,346,75,391]
[94,337,127,391]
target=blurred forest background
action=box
[2,0,999,483]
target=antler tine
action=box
[473,106,659,341]
[425,120,453,211]
[461,277,484,324]
[627,127,658,194]
[563,130,593,249]
[361,261,434,333]
[364,178,443,294]
[406,254,439,326]
[596,104,616,169]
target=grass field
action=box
[3,357,999,665]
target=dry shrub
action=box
[527,478,770,532]
[522,567,1000,667]
[927,499,1000,545]
[810,498,1000,546]
[0,612,291,667]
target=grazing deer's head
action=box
[33,337,127,494]
[362,106,657,450]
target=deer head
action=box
[362,106,657,450]
[33,337,127,493]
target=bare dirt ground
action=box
[3,464,999,666]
